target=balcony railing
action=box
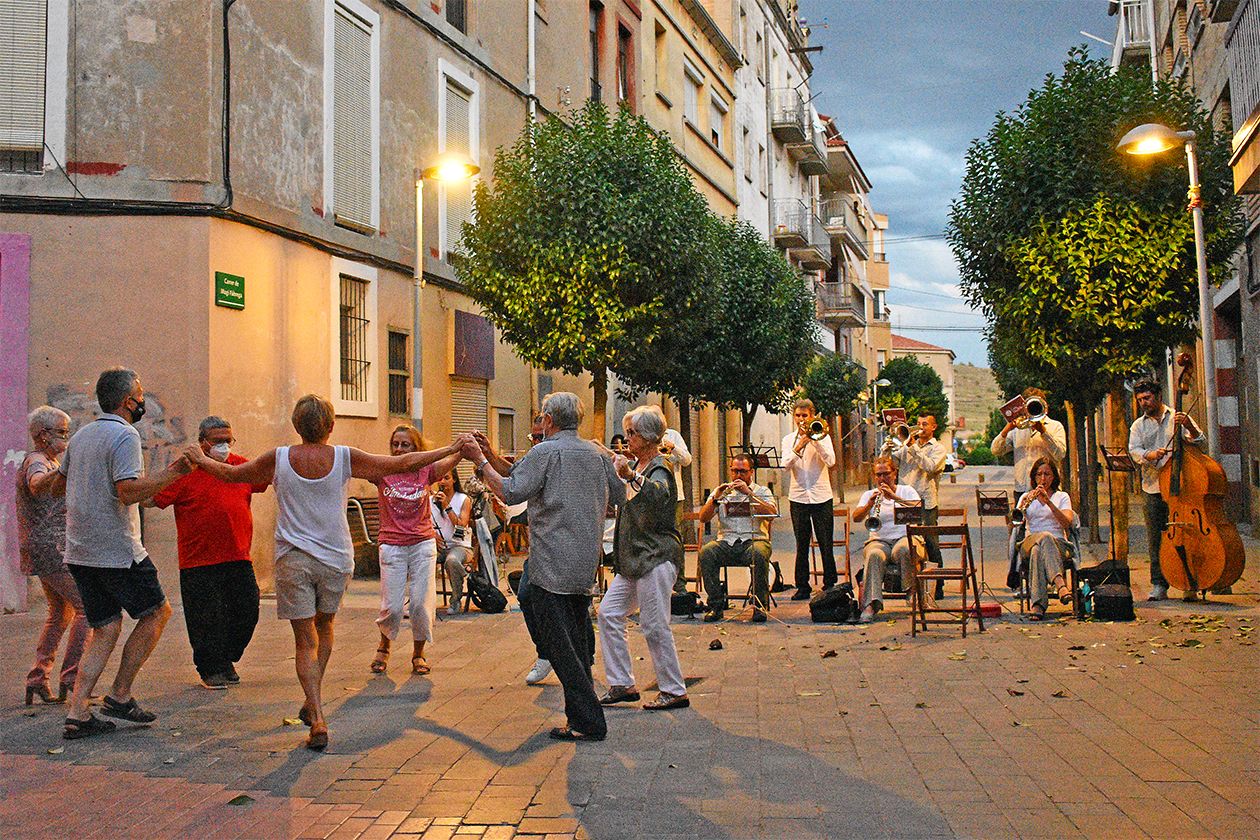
[790,212,831,271]
[1228,0,1260,131]
[789,126,828,176]
[772,198,809,248]
[770,88,807,144]
[819,198,871,260]
[1111,0,1153,67]
[816,282,866,328]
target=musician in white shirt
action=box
[1014,458,1074,621]
[991,387,1067,496]
[850,457,921,623]
[780,399,837,599]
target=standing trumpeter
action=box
[781,399,837,600]
[991,387,1067,497]
[890,414,947,573]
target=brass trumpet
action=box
[1014,397,1048,430]
[800,418,830,441]
[1011,487,1042,524]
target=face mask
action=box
[209,443,231,462]
[129,398,147,422]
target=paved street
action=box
[2,470,1258,839]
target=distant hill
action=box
[953,363,1002,440]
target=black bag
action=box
[671,591,701,616]
[1077,560,1131,588]
[1092,583,1135,621]
[507,569,523,596]
[467,573,508,614]
[809,584,856,623]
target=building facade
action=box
[889,335,957,453]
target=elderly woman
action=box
[186,395,467,750]
[597,405,689,711]
[1016,457,1074,621]
[17,406,87,705]
[850,456,922,624]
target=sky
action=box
[808,0,1116,366]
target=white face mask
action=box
[209,443,231,462]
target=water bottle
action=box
[1080,581,1093,617]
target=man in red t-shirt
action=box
[152,417,269,689]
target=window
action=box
[330,257,378,415]
[683,61,702,125]
[446,0,467,33]
[450,379,488,480]
[757,143,766,193]
[0,0,46,173]
[439,61,479,261]
[742,127,752,181]
[326,0,380,233]
[387,330,410,416]
[496,409,516,458]
[339,275,371,402]
[589,2,603,102]
[754,31,764,81]
[653,21,666,92]
[709,93,728,150]
[616,25,633,107]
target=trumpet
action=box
[1014,397,1048,430]
[799,417,830,441]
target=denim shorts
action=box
[67,557,167,629]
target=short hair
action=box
[96,368,138,414]
[390,423,423,451]
[872,455,898,477]
[730,453,756,471]
[623,405,667,444]
[793,398,815,413]
[28,405,70,439]
[291,394,335,443]
[198,415,232,441]
[1133,379,1160,398]
[1028,457,1061,493]
[1022,387,1047,402]
[541,392,583,430]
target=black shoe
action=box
[751,609,767,623]
[101,695,157,724]
[225,665,240,684]
[770,580,791,593]
[702,608,724,623]
[63,713,116,740]
[790,588,812,601]
[200,673,230,690]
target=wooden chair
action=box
[346,497,380,578]
[682,509,704,595]
[809,506,853,586]
[907,523,985,637]
[720,520,778,613]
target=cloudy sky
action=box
[808,0,1115,366]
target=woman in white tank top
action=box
[186,394,467,751]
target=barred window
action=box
[388,330,410,416]
[339,274,371,402]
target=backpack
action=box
[809,583,857,623]
[466,560,507,614]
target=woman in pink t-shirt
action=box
[371,425,462,676]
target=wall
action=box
[0,234,31,611]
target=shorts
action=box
[67,557,167,629]
[274,549,351,620]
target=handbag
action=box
[1092,583,1135,621]
[809,583,856,623]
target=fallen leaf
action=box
[947,651,967,661]
[1051,690,1068,698]
[798,690,823,697]
[228,795,254,806]
[668,763,677,768]
[47,747,64,755]
[1006,688,1025,697]
[821,649,838,659]
[282,717,302,726]
[915,701,928,709]
[1016,678,1030,684]
[164,757,176,764]
[1068,645,1086,651]
[1176,638,1204,648]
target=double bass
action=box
[1157,353,1245,595]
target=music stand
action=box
[729,444,780,471]
[975,489,1011,598]
[1099,446,1137,566]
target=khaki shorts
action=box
[274,549,351,620]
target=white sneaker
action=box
[1147,584,1168,601]
[525,658,552,685]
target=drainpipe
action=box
[528,0,537,123]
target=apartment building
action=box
[1110,0,1259,526]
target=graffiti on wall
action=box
[46,384,188,472]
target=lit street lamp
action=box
[1116,122,1218,459]
[413,155,480,432]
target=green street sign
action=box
[214,271,245,310]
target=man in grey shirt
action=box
[57,368,191,739]
[466,392,624,741]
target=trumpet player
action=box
[698,454,778,623]
[890,413,947,574]
[851,457,921,623]
[781,399,838,600]
[991,387,1066,498]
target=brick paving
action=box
[2,470,1258,839]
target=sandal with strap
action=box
[370,644,390,674]
[63,713,117,740]
[411,656,430,676]
[1029,605,1046,621]
[101,695,156,724]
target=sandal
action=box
[411,656,430,676]
[63,713,117,740]
[101,695,156,724]
[548,726,605,742]
[306,724,329,751]
[370,644,390,674]
[1029,605,1046,621]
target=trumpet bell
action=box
[1015,398,1048,429]
[864,516,880,531]
[1011,508,1025,525]
[807,418,830,441]
[892,422,912,442]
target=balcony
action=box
[790,211,832,271]
[816,282,866,328]
[772,198,809,248]
[1229,0,1260,193]
[771,89,808,144]
[819,197,871,261]
[1110,0,1153,69]
[789,126,828,176]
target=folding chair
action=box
[1017,515,1083,618]
[907,523,985,637]
[682,509,704,595]
[809,506,853,586]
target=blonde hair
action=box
[390,423,423,451]
[291,394,335,443]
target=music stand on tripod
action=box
[1099,446,1137,565]
[974,489,1011,598]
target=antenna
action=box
[1079,30,1114,47]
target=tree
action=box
[878,356,949,433]
[458,101,714,433]
[799,353,866,496]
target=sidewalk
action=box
[2,470,1258,839]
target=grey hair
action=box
[96,367,138,413]
[541,392,584,431]
[28,405,70,438]
[198,415,232,441]
[623,405,666,444]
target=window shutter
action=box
[444,80,473,258]
[332,5,373,229]
[0,0,48,150]
[450,378,488,480]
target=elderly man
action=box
[466,393,623,742]
[891,413,948,578]
[152,417,268,689]
[59,368,191,740]
[698,454,778,623]
[990,387,1067,497]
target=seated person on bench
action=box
[699,454,778,623]
[851,457,922,623]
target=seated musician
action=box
[851,457,922,623]
[699,454,778,623]
[1015,457,1074,621]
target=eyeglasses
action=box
[730,468,752,475]
[44,430,70,440]
[873,471,894,478]
[528,433,544,443]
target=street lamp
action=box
[413,154,480,432]
[871,376,892,448]
[1116,123,1219,459]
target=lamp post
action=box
[1117,122,1219,459]
[413,156,480,432]
[871,376,891,445]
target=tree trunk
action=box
[742,403,758,447]
[591,367,608,442]
[717,408,729,483]
[677,395,696,544]
[1072,405,1088,534]
[1064,400,1080,513]
[1085,407,1101,544]
[1106,384,1130,565]
[832,414,845,503]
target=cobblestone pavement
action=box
[2,471,1258,839]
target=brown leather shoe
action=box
[643,692,690,711]
[599,685,640,705]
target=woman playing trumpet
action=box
[850,457,922,623]
[1015,457,1074,621]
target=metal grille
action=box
[589,2,602,102]
[339,274,371,402]
[1247,227,1260,297]
[1229,0,1260,129]
[0,148,42,173]
[387,330,409,415]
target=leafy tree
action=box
[964,442,996,466]
[458,101,713,433]
[878,356,949,434]
[982,407,1013,466]
[799,353,865,422]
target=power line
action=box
[891,325,989,332]
[889,300,983,316]
[889,286,969,302]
